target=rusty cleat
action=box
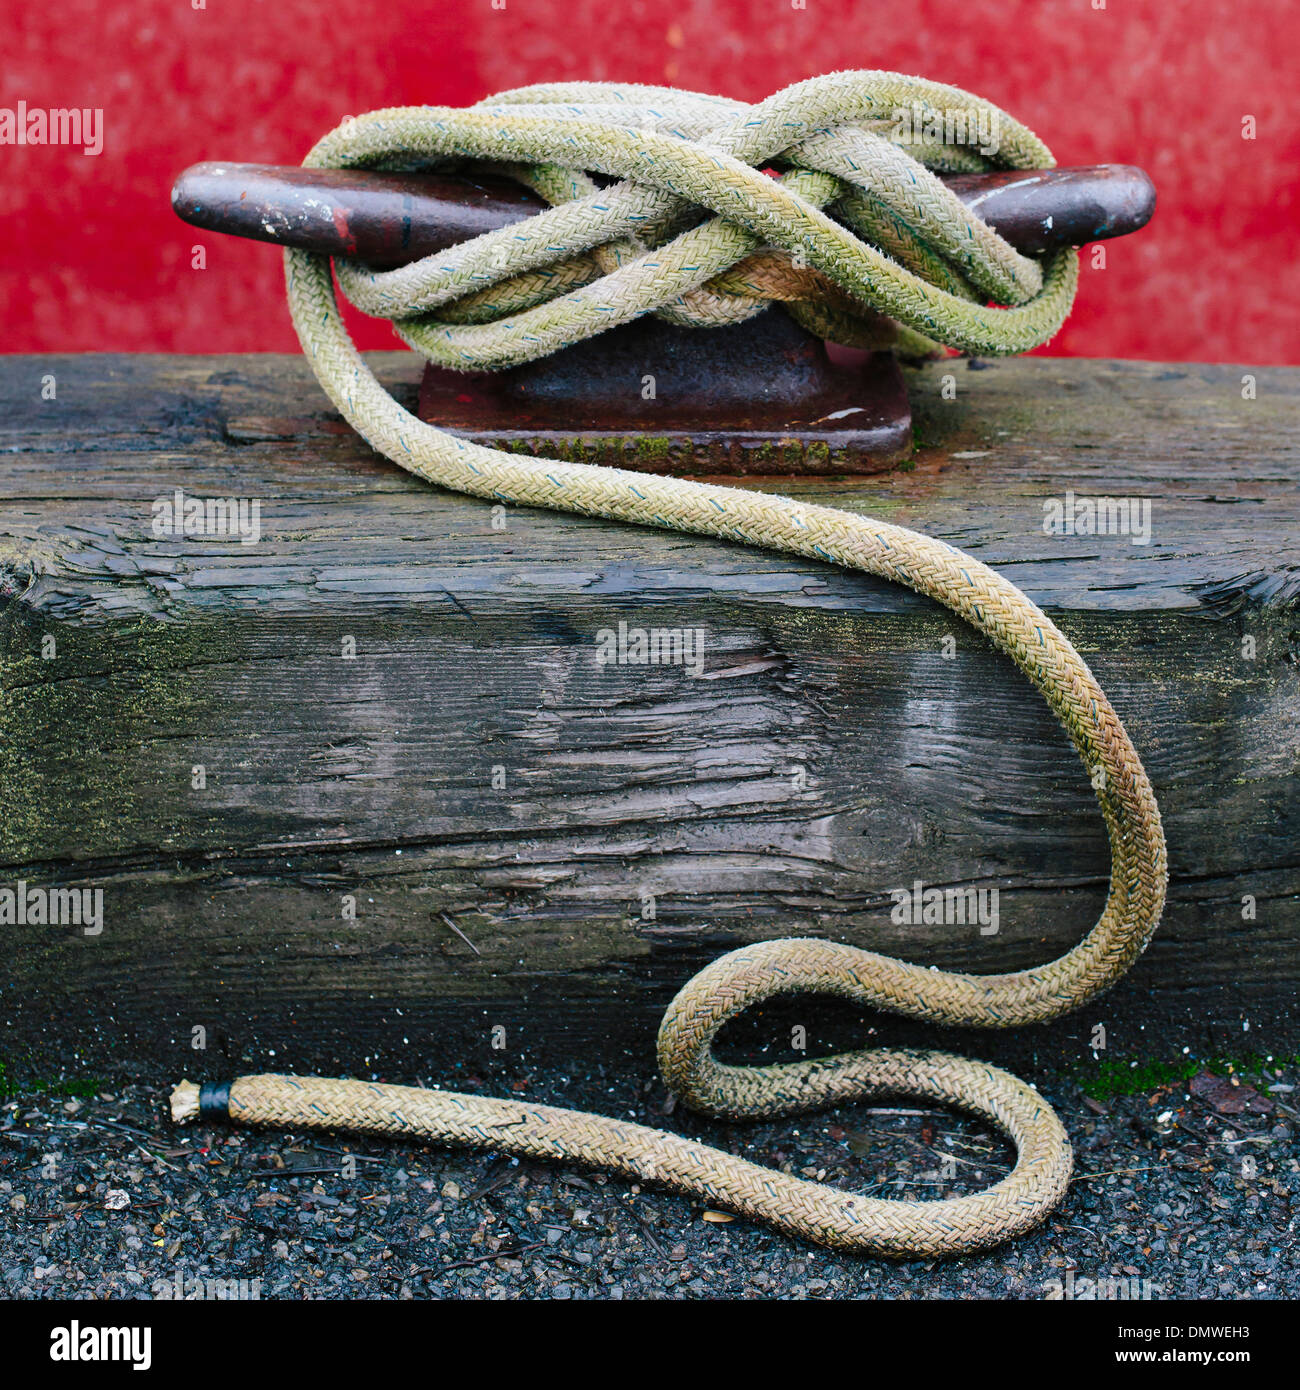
[173,160,1155,475]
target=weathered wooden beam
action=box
[1,352,1297,1082]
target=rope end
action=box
[170,1080,200,1124]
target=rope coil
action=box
[316,72,1079,365]
[173,72,1167,1257]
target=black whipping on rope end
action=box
[170,1080,231,1124]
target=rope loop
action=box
[304,71,1080,368]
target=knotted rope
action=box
[172,72,1166,1257]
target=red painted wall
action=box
[5,0,1297,361]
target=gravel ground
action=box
[2,1057,1296,1301]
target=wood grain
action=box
[1,352,1297,1081]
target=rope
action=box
[171,72,1166,1257]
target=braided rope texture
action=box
[198,73,1167,1257]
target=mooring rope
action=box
[172,72,1166,1256]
